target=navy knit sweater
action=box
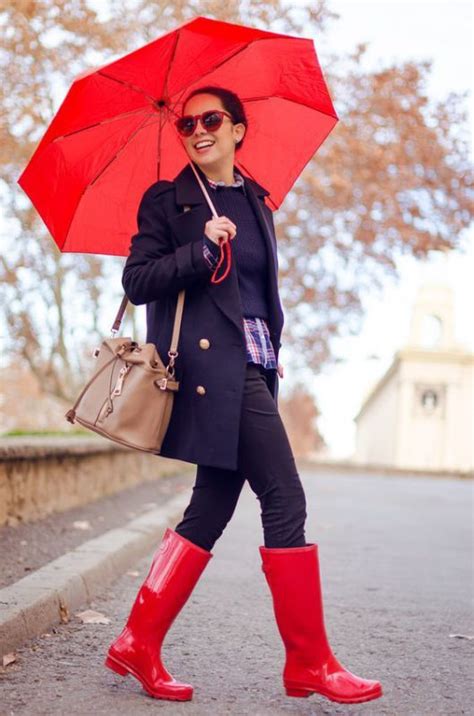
[202,176,270,320]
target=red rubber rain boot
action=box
[105,527,212,701]
[259,543,383,704]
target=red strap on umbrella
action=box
[210,236,234,284]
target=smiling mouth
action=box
[194,141,215,151]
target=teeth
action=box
[195,141,214,149]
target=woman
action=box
[104,86,383,705]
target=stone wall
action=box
[0,436,193,527]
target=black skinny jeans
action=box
[174,362,307,551]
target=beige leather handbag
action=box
[65,289,184,454]
[65,164,222,454]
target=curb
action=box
[0,491,190,658]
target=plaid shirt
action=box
[202,171,277,370]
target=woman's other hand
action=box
[204,216,237,246]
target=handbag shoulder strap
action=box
[111,291,184,356]
[111,202,200,352]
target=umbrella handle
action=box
[188,160,220,220]
[188,160,235,284]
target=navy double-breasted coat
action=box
[122,161,285,471]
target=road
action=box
[1,467,472,715]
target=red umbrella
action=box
[17,15,338,257]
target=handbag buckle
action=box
[157,377,168,391]
[165,350,178,378]
[167,349,178,366]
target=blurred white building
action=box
[353,283,474,473]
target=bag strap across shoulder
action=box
[110,201,200,356]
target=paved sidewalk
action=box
[0,489,192,657]
[1,468,472,714]
[0,469,195,589]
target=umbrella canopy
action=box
[17,15,338,257]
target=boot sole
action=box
[104,655,193,701]
[285,683,383,703]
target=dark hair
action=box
[181,85,247,151]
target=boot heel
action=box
[286,687,310,698]
[105,656,129,677]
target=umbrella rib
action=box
[242,93,338,118]
[53,107,153,141]
[271,93,338,118]
[98,70,158,105]
[163,30,181,108]
[89,113,160,187]
[167,41,255,114]
[156,103,168,181]
[201,42,251,75]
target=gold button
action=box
[196,385,206,395]
[199,338,210,350]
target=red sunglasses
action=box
[174,109,234,137]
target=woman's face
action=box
[180,93,245,170]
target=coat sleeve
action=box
[122,184,215,305]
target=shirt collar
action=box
[205,169,246,195]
